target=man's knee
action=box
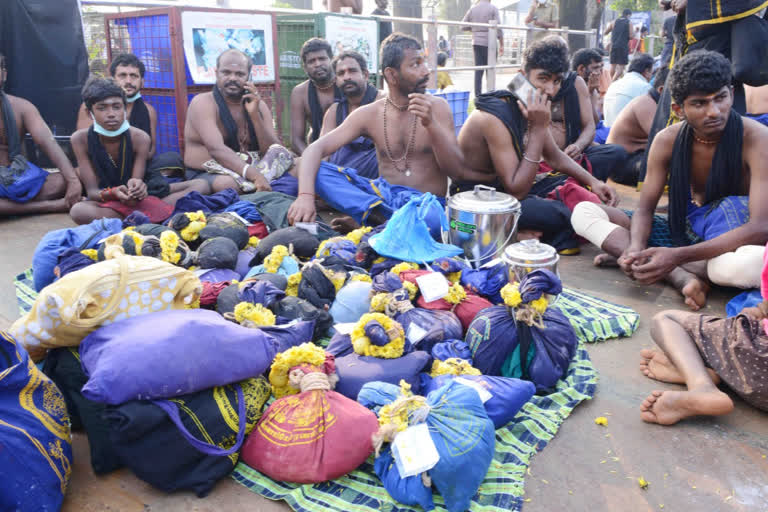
[187,179,211,195]
[69,201,96,225]
[571,202,619,248]
[211,176,238,193]
[38,172,66,200]
[707,246,764,288]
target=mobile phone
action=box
[509,73,537,106]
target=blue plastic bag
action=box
[419,373,535,429]
[0,332,72,511]
[369,193,462,262]
[80,309,279,404]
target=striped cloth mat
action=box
[231,345,597,512]
[14,268,639,344]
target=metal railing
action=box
[82,0,598,91]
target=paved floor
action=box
[1,183,766,511]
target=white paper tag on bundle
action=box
[416,272,449,303]
[455,377,493,403]
[392,423,440,478]
[406,323,429,345]
[222,211,254,226]
[294,222,318,235]
[334,323,356,335]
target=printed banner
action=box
[324,15,379,74]
[181,11,275,84]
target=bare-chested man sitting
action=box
[69,78,207,224]
[185,49,290,195]
[605,66,668,186]
[457,40,617,254]
[290,38,342,155]
[0,52,80,216]
[287,32,485,229]
[572,51,768,310]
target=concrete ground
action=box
[1,185,766,512]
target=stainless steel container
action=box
[446,185,521,268]
[502,239,560,284]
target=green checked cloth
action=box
[556,288,640,343]
[231,345,598,512]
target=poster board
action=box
[324,15,378,74]
[181,11,275,84]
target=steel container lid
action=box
[447,185,521,215]
[502,239,559,265]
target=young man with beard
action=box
[69,78,208,224]
[184,49,287,194]
[457,40,617,254]
[287,33,484,229]
[290,38,342,155]
[320,51,383,179]
[0,52,81,215]
[571,51,768,310]
[571,48,604,125]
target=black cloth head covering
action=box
[270,296,334,340]
[199,213,250,250]
[86,125,134,189]
[212,85,258,153]
[196,237,239,269]
[249,227,320,266]
[308,80,342,143]
[550,72,581,147]
[667,110,743,246]
[0,89,21,158]
[297,264,336,310]
[335,83,379,126]
[129,97,151,137]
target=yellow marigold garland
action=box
[263,245,289,273]
[159,230,181,264]
[81,249,98,261]
[350,273,372,283]
[269,342,326,398]
[233,302,276,327]
[500,283,522,308]
[286,272,302,296]
[247,236,260,248]
[125,232,145,255]
[345,226,372,245]
[377,380,421,431]
[530,295,549,314]
[430,358,482,377]
[447,271,462,283]
[351,313,405,359]
[180,211,206,242]
[369,293,390,313]
[402,281,418,301]
[323,268,347,293]
[390,262,419,276]
[444,283,467,305]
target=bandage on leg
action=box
[707,245,765,289]
[571,202,622,249]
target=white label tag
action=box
[392,423,440,478]
[454,377,493,403]
[416,272,449,303]
[294,222,318,235]
[406,323,429,345]
[334,322,356,335]
[222,211,253,227]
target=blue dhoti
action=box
[0,158,48,203]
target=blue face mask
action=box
[126,92,142,103]
[91,113,130,137]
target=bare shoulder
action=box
[70,128,89,147]
[573,75,589,94]
[742,115,768,144]
[290,80,309,99]
[466,109,500,134]
[145,101,157,116]
[188,91,213,111]
[130,126,151,145]
[649,123,681,158]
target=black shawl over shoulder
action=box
[667,109,744,245]
[550,72,581,147]
[87,125,133,189]
[474,90,526,159]
[0,90,21,158]
[335,83,378,126]
[128,97,151,137]
[212,85,258,153]
[308,80,342,143]
[648,88,661,104]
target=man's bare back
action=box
[606,92,657,153]
[0,95,27,167]
[460,111,505,181]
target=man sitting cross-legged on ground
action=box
[0,51,81,216]
[69,78,208,224]
[76,52,186,182]
[571,50,768,310]
[185,49,292,195]
[288,32,490,230]
[320,50,383,179]
[604,66,668,187]
[456,43,617,253]
[638,246,768,425]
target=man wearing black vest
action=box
[184,49,289,194]
[320,50,383,179]
[290,38,342,155]
[605,9,632,81]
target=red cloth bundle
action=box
[248,222,269,239]
[200,280,232,309]
[98,196,173,223]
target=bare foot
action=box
[668,268,710,311]
[330,215,360,234]
[593,252,619,267]
[640,389,734,425]
[639,349,721,385]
